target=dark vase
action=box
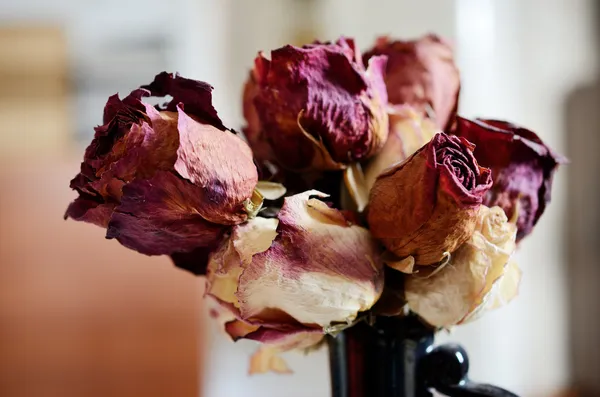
[328,315,520,397]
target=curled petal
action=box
[364,34,460,130]
[405,206,517,327]
[249,346,292,375]
[364,106,438,193]
[452,117,566,241]
[242,57,274,163]
[237,191,384,328]
[141,71,224,128]
[64,197,115,228]
[255,181,287,201]
[251,38,389,171]
[206,217,279,306]
[174,107,258,225]
[106,171,225,256]
[248,331,324,375]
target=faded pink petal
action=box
[236,191,384,328]
[364,34,460,130]
[174,106,258,225]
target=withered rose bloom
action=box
[65,72,259,274]
[363,34,460,131]
[247,37,389,171]
[405,206,521,327]
[452,117,567,241]
[368,132,492,265]
[344,106,438,212]
[205,191,384,350]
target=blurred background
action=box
[0,0,597,396]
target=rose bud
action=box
[249,38,389,171]
[205,191,384,346]
[65,72,263,274]
[343,106,439,212]
[367,132,492,265]
[363,34,460,131]
[405,206,521,328]
[452,117,567,241]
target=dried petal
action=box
[242,56,274,163]
[66,72,259,274]
[255,181,287,201]
[249,346,292,375]
[237,191,384,327]
[452,117,566,241]
[106,171,225,256]
[368,133,492,265]
[249,38,389,171]
[364,106,439,193]
[364,35,460,130]
[205,191,384,343]
[174,106,258,225]
[405,206,518,327]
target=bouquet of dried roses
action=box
[65,34,565,376]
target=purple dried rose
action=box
[65,72,260,274]
[452,117,566,241]
[245,37,389,171]
[363,34,460,131]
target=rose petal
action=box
[236,191,384,328]
[249,346,293,375]
[206,217,279,306]
[405,206,517,327]
[252,38,389,170]
[174,106,258,225]
[368,133,492,264]
[363,35,460,130]
[248,331,324,375]
[363,106,438,193]
[64,196,115,228]
[452,117,566,241]
[255,181,287,201]
[141,71,224,129]
[106,171,225,256]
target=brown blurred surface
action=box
[0,161,203,397]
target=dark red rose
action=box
[246,37,389,171]
[452,117,567,241]
[65,72,259,274]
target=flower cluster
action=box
[66,35,565,374]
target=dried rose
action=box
[367,132,492,265]
[452,117,567,241]
[405,206,521,328]
[363,35,460,131]
[205,191,384,345]
[242,56,274,164]
[65,72,261,274]
[248,37,389,171]
[344,106,439,212]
